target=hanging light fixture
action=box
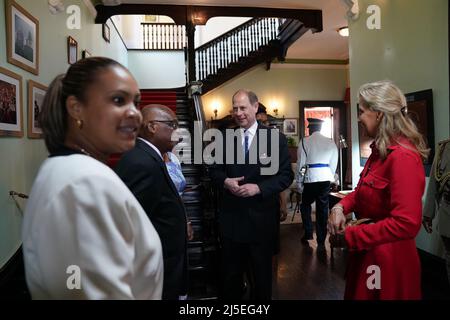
[338,26,349,37]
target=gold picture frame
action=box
[67,36,78,65]
[0,66,23,137]
[27,80,46,139]
[6,0,39,75]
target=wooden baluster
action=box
[214,42,218,74]
[208,47,211,76]
[203,49,207,80]
[256,20,261,48]
[142,24,145,49]
[230,33,235,63]
[252,23,255,51]
[220,40,224,69]
[238,29,242,59]
[226,36,231,68]
[271,18,276,39]
[216,42,220,73]
[202,49,206,79]
[163,25,166,50]
[243,27,247,56]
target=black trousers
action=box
[300,181,331,244]
[442,236,450,286]
[220,237,273,300]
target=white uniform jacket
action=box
[22,154,163,299]
[296,131,338,184]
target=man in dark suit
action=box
[115,104,188,300]
[210,89,293,300]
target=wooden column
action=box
[186,6,196,83]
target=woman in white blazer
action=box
[22,57,163,299]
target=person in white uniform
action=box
[297,118,338,248]
[22,57,163,299]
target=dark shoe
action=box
[301,236,312,244]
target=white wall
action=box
[195,17,251,48]
[127,51,185,88]
[0,0,127,268]
[349,0,449,257]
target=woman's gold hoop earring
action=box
[76,119,83,129]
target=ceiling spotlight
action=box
[338,26,349,37]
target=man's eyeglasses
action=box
[149,120,179,129]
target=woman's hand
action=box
[328,205,346,235]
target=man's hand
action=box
[235,184,261,198]
[422,216,433,234]
[224,177,244,195]
[187,222,194,241]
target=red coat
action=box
[340,138,425,300]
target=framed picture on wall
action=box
[82,49,92,59]
[0,66,23,137]
[283,118,298,135]
[357,89,434,175]
[67,36,78,65]
[27,80,46,139]
[6,0,39,75]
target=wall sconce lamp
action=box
[338,26,349,37]
[273,108,278,116]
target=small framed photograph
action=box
[28,80,47,139]
[102,23,110,43]
[6,0,39,75]
[67,36,78,65]
[81,49,92,59]
[283,118,298,136]
[0,66,23,137]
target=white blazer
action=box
[297,132,338,184]
[22,154,163,299]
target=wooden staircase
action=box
[195,17,311,94]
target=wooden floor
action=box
[272,221,450,300]
[272,223,346,300]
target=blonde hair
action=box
[358,80,429,160]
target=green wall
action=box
[349,0,449,256]
[203,64,348,120]
[0,0,127,268]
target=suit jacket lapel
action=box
[137,139,182,199]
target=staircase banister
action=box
[140,22,178,26]
[195,17,260,52]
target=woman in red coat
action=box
[328,80,429,300]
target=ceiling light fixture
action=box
[338,27,349,37]
[48,0,65,14]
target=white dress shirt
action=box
[240,120,258,149]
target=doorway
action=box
[299,100,349,189]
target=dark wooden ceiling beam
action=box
[95,4,322,32]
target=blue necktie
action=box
[244,131,249,155]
